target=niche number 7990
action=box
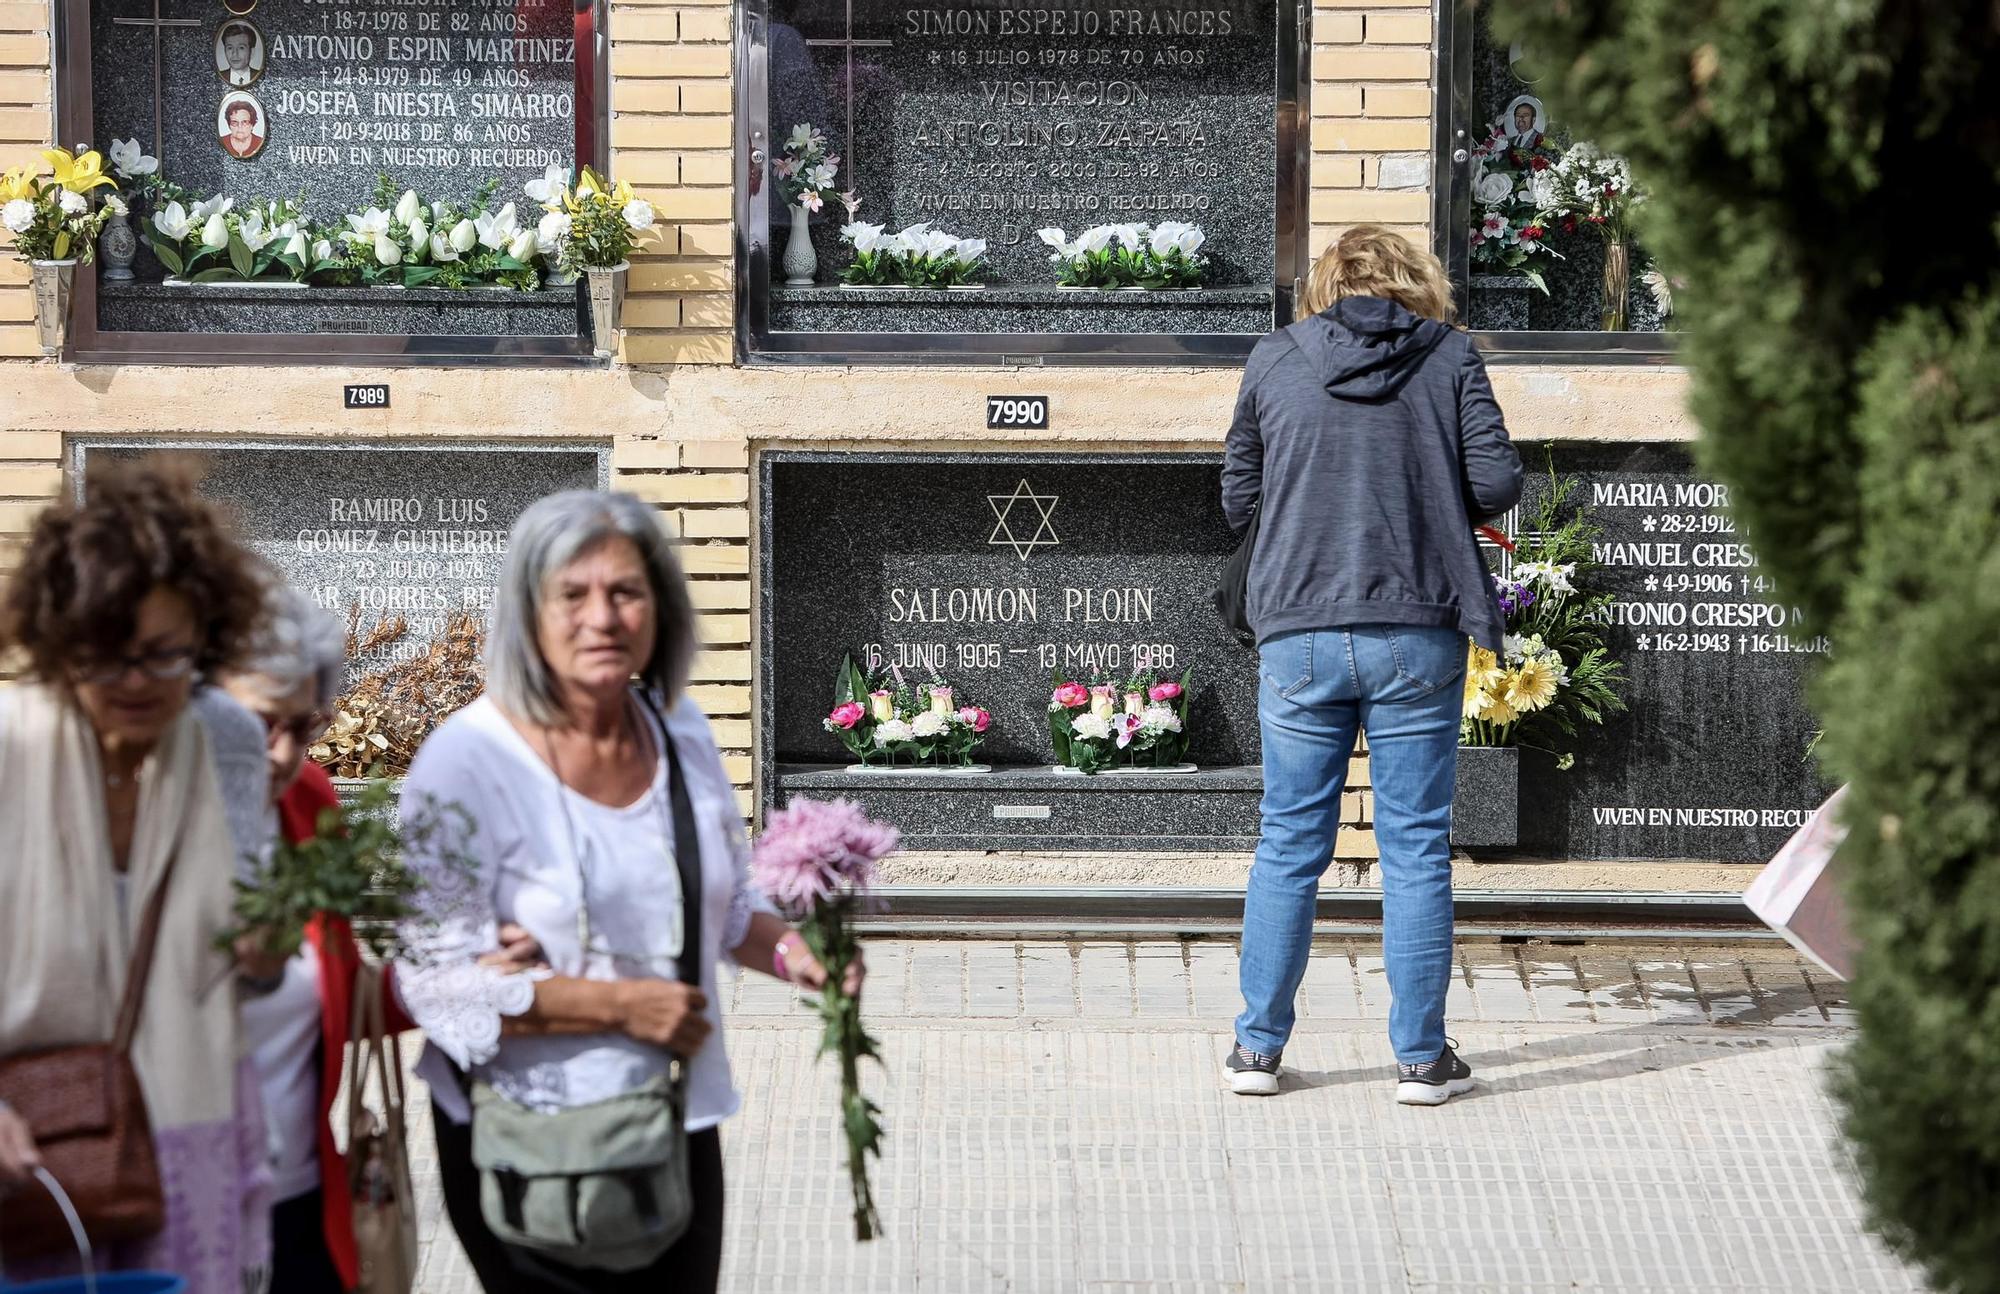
[987,396,1049,429]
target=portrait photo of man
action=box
[1500,94,1546,148]
[215,20,265,87]
[217,91,267,160]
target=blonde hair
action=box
[1298,224,1455,323]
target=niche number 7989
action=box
[987,396,1049,429]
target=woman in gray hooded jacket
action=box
[1222,225,1523,1103]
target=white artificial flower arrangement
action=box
[323,175,543,289]
[838,220,986,288]
[1036,221,1207,288]
[145,191,315,283]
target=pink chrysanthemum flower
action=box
[752,797,899,913]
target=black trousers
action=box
[433,1099,725,1294]
[270,1188,346,1294]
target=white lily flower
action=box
[151,200,191,240]
[190,195,233,222]
[786,123,814,154]
[346,207,390,238]
[1036,227,1070,251]
[201,212,229,249]
[921,228,959,260]
[1077,226,1114,255]
[1110,222,1145,249]
[1148,222,1186,256]
[374,232,402,266]
[806,162,837,190]
[475,207,517,250]
[449,218,478,252]
[428,232,458,262]
[108,137,159,179]
[283,231,308,261]
[953,237,986,264]
[406,214,429,253]
[524,163,569,205]
[237,212,277,253]
[841,221,885,253]
[507,229,538,261]
[394,190,421,226]
[0,199,33,234]
[621,199,654,232]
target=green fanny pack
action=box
[469,1066,691,1273]
[467,694,705,1273]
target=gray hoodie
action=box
[1221,296,1524,651]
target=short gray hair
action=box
[484,489,697,726]
[234,584,347,706]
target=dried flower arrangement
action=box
[310,609,486,777]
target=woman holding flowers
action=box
[395,490,861,1294]
[1220,225,1522,1104]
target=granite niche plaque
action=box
[762,451,1266,849]
[1515,445,1830,860]
[757,0,1284,338]
[88,0,581,337]
[78,442,605,674]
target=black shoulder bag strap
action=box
[638,687,703,995]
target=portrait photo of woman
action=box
[217,91,267,160]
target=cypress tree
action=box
[1482,2,2000,1285]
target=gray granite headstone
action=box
[92,0,576,214]
[1514,444,1830,861]
[764,0,1281,335]
[78,442,604,675]
[762,451,1266,847]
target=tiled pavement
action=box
[401,937,1920,1293]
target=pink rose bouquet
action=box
[828,653,997,768]
[1049,666,1196,773]
[751,796,898,1240]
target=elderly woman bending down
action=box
[397,490,861,1294]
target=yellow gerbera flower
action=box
[1503,657,1560,713]
[41,148,116,195]
[1472,687,1517,725]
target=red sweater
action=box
[280,763,417,1291]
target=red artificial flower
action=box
[1522,225,1545,240]
[1587,214,1607,224]
[1529,155,1551,171]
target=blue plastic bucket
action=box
[1,1277,186,1294]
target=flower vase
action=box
[29,259,77,357]
[1600,239,1630,332]
[782,203,817,285]
[584,261,628,359]
[99,209,137,282]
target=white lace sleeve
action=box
[393,751,541,1069]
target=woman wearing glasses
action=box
[0,466,276,1293]
[214,586,544,1294]
[395,490,861,1294]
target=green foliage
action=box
[795,893,884,1241]
[1486,0,2000,1285]
[218,782,474,961]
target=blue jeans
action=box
[1235,625,1466,1065]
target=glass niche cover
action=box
[74,0,592,351]
[754,0,1293,348]
[1462,11,1671,337]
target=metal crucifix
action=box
[112,0,201,163]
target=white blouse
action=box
[394,694,772,1130]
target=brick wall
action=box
[606,0,737,365]
[0,0,51,358]
[1309,1,1435,255]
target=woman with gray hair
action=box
[395,490,860,1294]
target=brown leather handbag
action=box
[0,858,177,1258]
[345,961,417,1294]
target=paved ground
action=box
[402,937,1922,1293]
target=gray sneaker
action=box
[1395,1040,1475,1106]
[1226,1042,1281,1096]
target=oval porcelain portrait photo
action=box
[217,90,267,160]
[215,19,265,88]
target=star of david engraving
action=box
[987,479,1060,561]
